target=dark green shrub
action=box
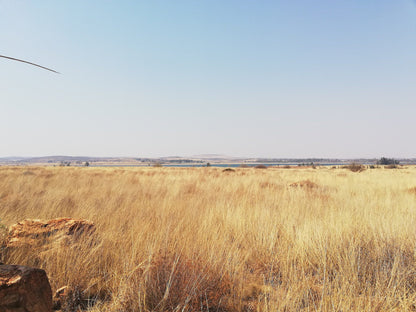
[377,157,399,165]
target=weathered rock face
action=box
[6,218,95,250]
[0,264,52,312]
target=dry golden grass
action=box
[1,165,416,311]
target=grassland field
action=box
[1,165,416,312]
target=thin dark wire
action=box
[0,55,60,74]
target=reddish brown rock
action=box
[6,218,95,250]
[0,264,52,312]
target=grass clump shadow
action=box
[223,168,235,173]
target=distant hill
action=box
[0,155,415,166]
[0,156,119,164]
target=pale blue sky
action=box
[1,1,416,158]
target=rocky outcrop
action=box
[6,218,95,250]
[0,264,52,312]
[1,218,97,312]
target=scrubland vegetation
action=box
[1,165,416,311]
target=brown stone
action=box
[0,264,52,312]
[6,218,95,250]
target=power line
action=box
[0,55,59,74]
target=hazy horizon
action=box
[1,153,413,161]
[2,1,416,159]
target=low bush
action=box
[344,163,365,172]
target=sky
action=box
[1,1,416,158]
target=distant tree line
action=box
[135,158,204,164]
[59,161,89,167]
[377,157,399,165]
